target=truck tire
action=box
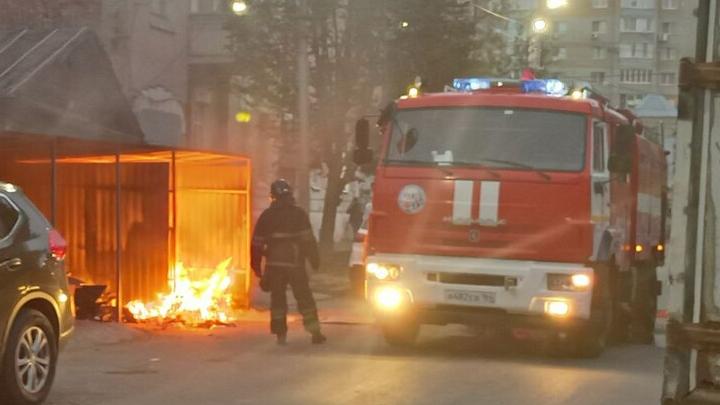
[348,265,365,299]
[380,319,420,347]
[549,265,614,358]
[627,264,658,344]
[0,309,58,405]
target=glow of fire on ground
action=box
[126,258,235,326]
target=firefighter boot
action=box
[311,332,327,345]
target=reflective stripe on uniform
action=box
[269,229,313,240]
[266,261,301,268]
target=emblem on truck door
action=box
[398,184,426,214]
[468,229,480,242]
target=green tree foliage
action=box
[385,0,510,95]
[225,0,509,248]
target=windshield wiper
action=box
[478,158,551,181]
[385,160,501,179]
[385,159,455,176]
[442,161,501,179]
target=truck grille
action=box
[427,272,513,287]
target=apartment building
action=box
[510,0,697,108]
[1,0,191,146]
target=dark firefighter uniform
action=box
[251,180,326,345]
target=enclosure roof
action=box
[0,28,144,143]
[633,94,678,118]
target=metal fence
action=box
[0,135,252,319]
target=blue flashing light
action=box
[520,79,567,97]
[451,77,568,96]
[452,78,491,91]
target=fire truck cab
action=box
[354,78,667,357]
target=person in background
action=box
[347,197,363,235]
[251,179,327,345]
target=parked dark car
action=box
[0,182,73,405]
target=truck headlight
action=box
[545,300,570,317]
[374,286,404,310]
[547,273,592,292]
[367,263,403,281]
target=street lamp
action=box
[546,0,569,9]
[230,0,311,209]
[531,18,548,34]
[231,0,248,16]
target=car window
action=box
[0,196,20,240]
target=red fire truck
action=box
[353,78,667,357]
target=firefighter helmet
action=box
[270,179,293,199]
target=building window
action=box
[641,42,655,58]
[592,20,607,34]
[591,71,606,84]
[513,0,538,10]
[593,47,607,59]
[621,17,654,32]
[662,22,672,34]
[620,43,655,58]
[620,69,654,84]
[660,73,677,85]
[191,0,224,14]
[620,94,645,108]
[592,122,606,173]
[621,0,655,8]
[662,0,678,9]
[151,0,168,15]
[661,47,678,61]
[554,47,567,60]
[592,0,609,8]
[619,43,632,58]
[555,21,568,34]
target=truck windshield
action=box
[385,107,587,172]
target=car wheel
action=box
[0,309,58,405]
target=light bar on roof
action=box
[452,78,491,91]
[520,79,567,97]
[451,77,568,97]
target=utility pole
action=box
[296,0,310,211]
[662,0,720,402]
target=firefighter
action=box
[251,179,327,345]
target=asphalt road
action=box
[46,298,664,405]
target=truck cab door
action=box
[591,121,611,260]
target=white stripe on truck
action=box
[479,181,500,224]
[452,180,474,225]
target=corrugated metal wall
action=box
[176,158,251,307]
[0,139,252,312]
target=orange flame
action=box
[126,258,234,325]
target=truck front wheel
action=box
[380,319,420,347]
[550,264,614,358]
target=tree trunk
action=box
[319,150,343,255]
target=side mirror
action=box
[353,149,373,165]
[353,118,373,165]
[355,119,370,150]
[616,124,634,148]
[608,124,635,174]
[608,154,631,174]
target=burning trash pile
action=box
[126,258,236,327]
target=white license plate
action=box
[444,290,496,305]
